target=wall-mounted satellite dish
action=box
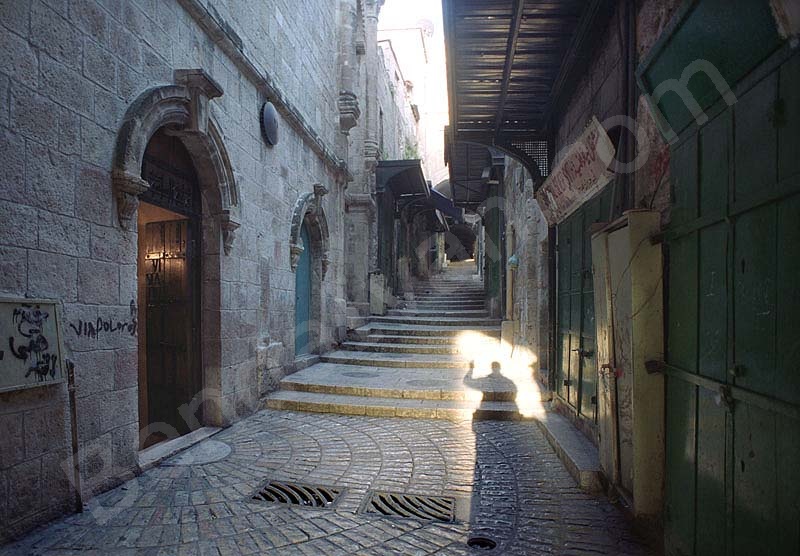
[260,101,279,146]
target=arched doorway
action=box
[295,222,313,356]
[137,128,202,447]
[113,73,241,432]
[289,185,330,360]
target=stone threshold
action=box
[531,406,604,493]
[138,427,222,472]
[292,353,321,371]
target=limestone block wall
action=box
[0,0,353,541]
[502,158,550,375]
[550,0,679,220]
[341,29,422,312]
[376,45,417,161]
[551,9,624,168]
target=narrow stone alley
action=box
[1,263,652,555]
[267,261,520,419]
[2,1,795,553]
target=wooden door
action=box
[143,219,198,436]
[138,128,202,444]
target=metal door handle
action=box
[571,348,594,358]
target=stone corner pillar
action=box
[369,271,386,315]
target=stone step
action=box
[277,363,519,402]
[404,300,486,307]
[321,350,468,369]
[409,297,486,303]
[340,341,461,355]
[412,288,486,298]
[363,324,501,337]
[369,316,502,327]
[387,309,491,318]
[401,306,486,313]
[366,334,468,345]
[415,284,483,289]
[266,390,528,421]
[533,409,603,492]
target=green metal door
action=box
[555,188,612,422]
[664,52,800,556]
[295,223,312,356]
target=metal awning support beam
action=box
[494,0,526,138]
[452,181,484,197]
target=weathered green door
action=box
[664,52,800,556]
[555,188,611,422]
[295,223,312,356]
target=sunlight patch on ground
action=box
[457,331,544,418]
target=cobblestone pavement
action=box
[1,410,653,555]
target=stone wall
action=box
[377,41,418,161]
[502,158,550,376]
[343,11,422,317]
[0,0,414,542]
[550,0,681,221]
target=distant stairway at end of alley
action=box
[266,261,544,420]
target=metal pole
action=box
[66,359,83,513]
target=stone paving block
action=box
[1,409,654,555]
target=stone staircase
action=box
[266,262,536,420]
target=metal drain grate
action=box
[362,491,456,522]
[251,481,341,508]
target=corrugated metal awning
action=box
[443,0,615,180]
[428,189,464,222]
[376,159,430,199]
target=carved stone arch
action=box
[115,69,244,429]
[289,184,330,279]
[112,69,241,254]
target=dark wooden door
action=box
[139,128,202,442]
[144,219,198,436]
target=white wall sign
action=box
[0,299,65,393]
[535,116,616,224]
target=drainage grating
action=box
[361,491,456,522]
[251,481,341,508]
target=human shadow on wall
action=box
[462,361,520,421]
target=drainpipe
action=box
[608,0,636,490]
[609,0,637,220]
[66,359,83,513]
[625,0,637,210]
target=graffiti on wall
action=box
[68,300,138,340]
[0,299,65,393]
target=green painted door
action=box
[555,188,611,422]
[664,53,800,556]
[295,223,312,356]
